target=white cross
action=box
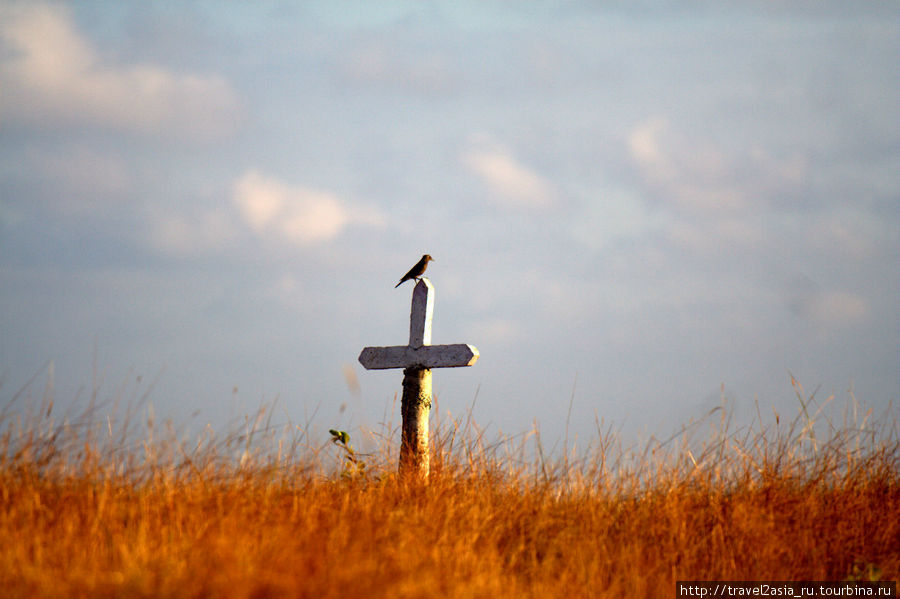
[358,277,479,475]
[358,278,479,370]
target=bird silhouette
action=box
[395,254,433,288]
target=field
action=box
[1,376,898,598]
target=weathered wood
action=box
[408,277,433,348]
[400,367,431,476]
[358,344,479,370]
[357,277,479,477]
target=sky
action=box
[1,1,898,454]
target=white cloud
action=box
[628,117,745,213]
[462,138,556,209]
[0,2,241,140]
[628,117,669,170]
[232,170,383,246]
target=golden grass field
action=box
[1,376,898,598]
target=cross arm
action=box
[358,343,479,370]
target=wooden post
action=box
[400,367,431,474]
[358,278,479,477]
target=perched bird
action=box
[395,254,434,288]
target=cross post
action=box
[358,278,479,477]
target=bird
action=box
[395,254,434,288]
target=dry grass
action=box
[1,374,898,598]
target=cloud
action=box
[628,117,746,213]
[462,139,556,209]
[628,117,668,170]
[232,170,383,246]
[0,2,241,140]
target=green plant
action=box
[329,428,366,478]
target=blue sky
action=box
[1,1,897,451]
